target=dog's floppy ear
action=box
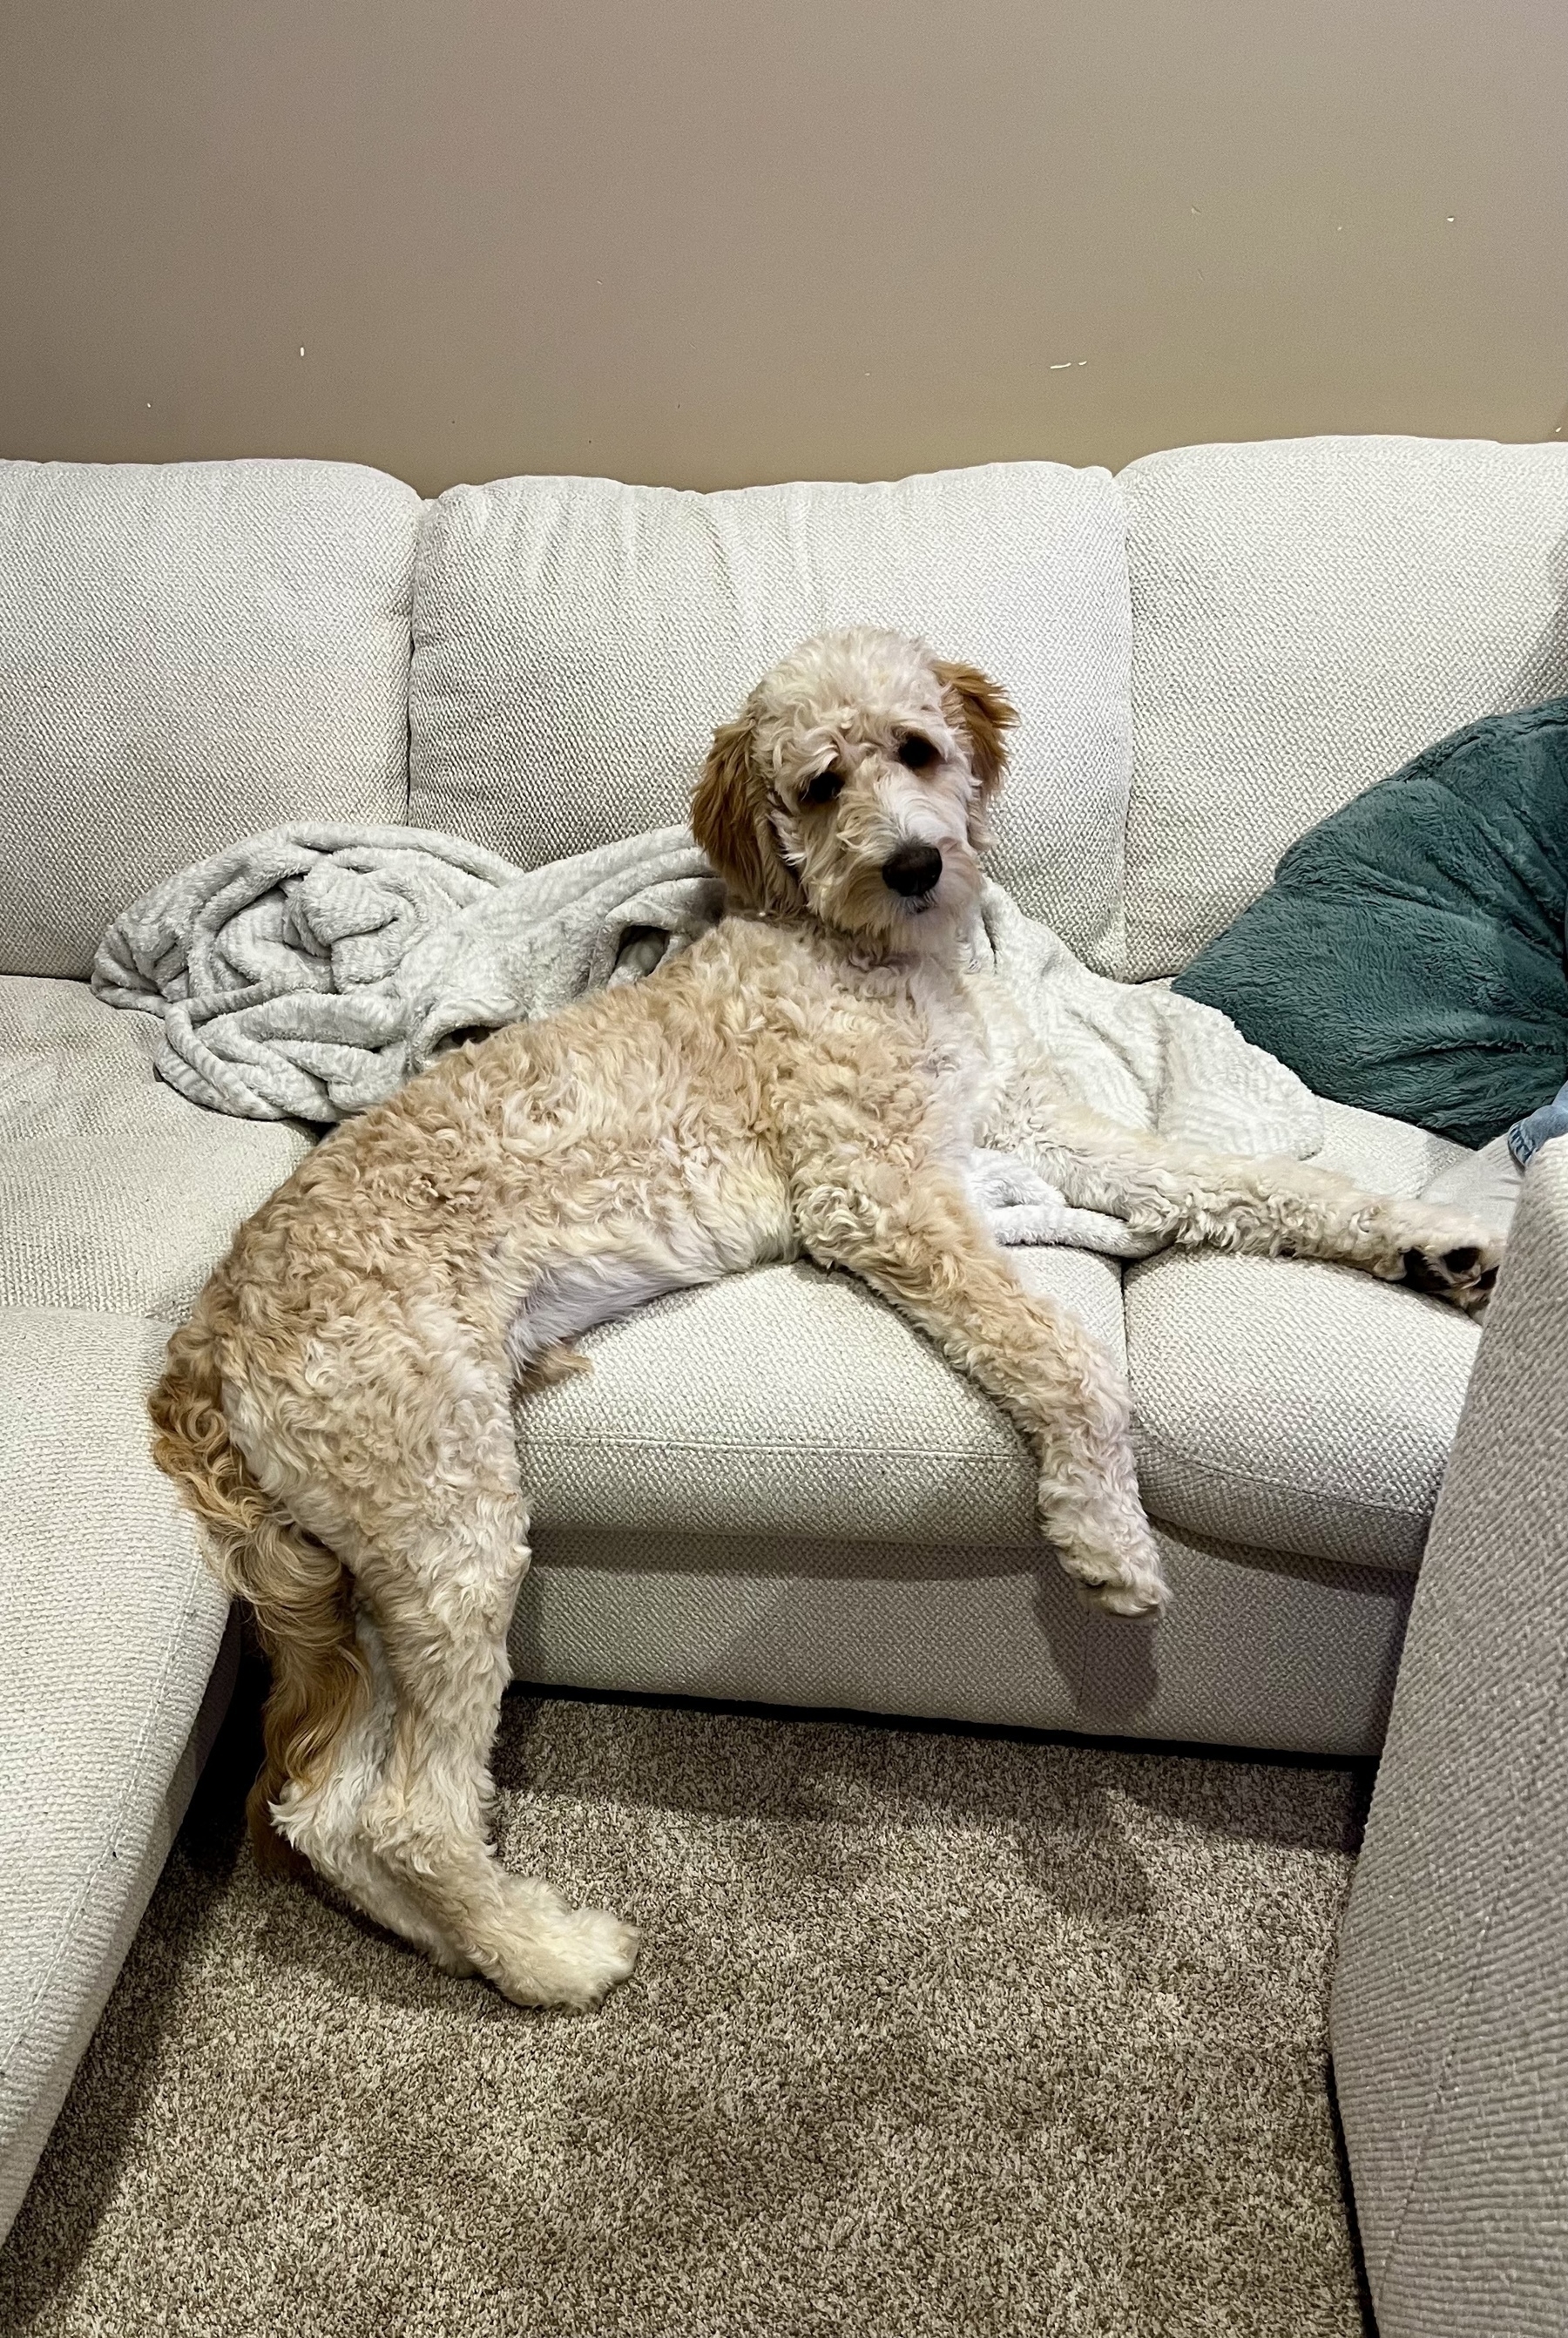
[934,659,1017,836]
[692,706,801,916]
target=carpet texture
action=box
[0,1683,1372,2338]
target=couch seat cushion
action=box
[1309,1097,1470,1198]
[0,1308,231,2234]
[409,463,1135,970]
[521,1247,1125,1548]
[0,977,308,1321]
[1125,1245,1480,1571]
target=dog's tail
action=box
[149,1308,366,1864]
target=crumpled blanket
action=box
[93,823,1322,1259]
[92,826,723,1119]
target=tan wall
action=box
[3,0,1565,496]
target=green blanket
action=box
[1173,699,1568,1151]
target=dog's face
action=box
[691,628,1016,951]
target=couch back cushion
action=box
[1119,436,1568,979]
[0,460,422,978]
[409,464,1134,968]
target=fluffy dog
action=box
[151,627,1502,2008]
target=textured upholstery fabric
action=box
[409,465,1135,968]
[1310,1096,1470,1199]
[0,460,421,979]
[1119,436,1568,978]
[0,1309,234,2241]
[1422,1133,1524,1239]
[1331,1139,1568,2337]
[522,1247,1124,1548]
[1125,1247,1480,1570]
[1104,1526,1409,1756]
[0,968,307,2241]
[516,1519,1409,1758]
[0,976,310,1321]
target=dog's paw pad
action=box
[1400,1233,1504,1314]
[1401,1245,1449,1295]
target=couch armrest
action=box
[1331,1139,1568,2337]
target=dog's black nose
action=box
[882,843,943,897]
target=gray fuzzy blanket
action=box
[94,825,1322,1259]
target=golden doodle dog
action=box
[152,627,1503,2009]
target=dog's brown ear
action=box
[692,708,800,916]
[934,660,1017,826]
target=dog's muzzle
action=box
[882,842,943,897]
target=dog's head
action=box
[691,627,1015,951]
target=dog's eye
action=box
[896,733,938,771]
[801,767,845,807]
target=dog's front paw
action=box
[1085,1574,1169,1618]
[1384,1206,1505,1315]
[1055,1518,1171,1618]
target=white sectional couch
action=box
[1334,1138,1568,2337]
[3,437,1565,2308]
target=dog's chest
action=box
[742,929,999,1152]
[886,963,999,1143]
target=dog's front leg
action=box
[995,1069,1503,1314]
[795,1165,1167,1616]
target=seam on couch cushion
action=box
[521,1430,1021,1463]
[1132,1421,1427,1525]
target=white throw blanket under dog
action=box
[93,824,1322,1259]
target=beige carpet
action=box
[0,1674,1373,2338]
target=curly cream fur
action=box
[151,625,1504,2009]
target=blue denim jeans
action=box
[1509,1079,1568,1168]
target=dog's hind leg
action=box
[329,1350,638,2008]
[354,1499,640,2009]
[247,1334,639,2007]
[276,1602,480,1976]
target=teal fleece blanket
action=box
[1173,699,1568,1152]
